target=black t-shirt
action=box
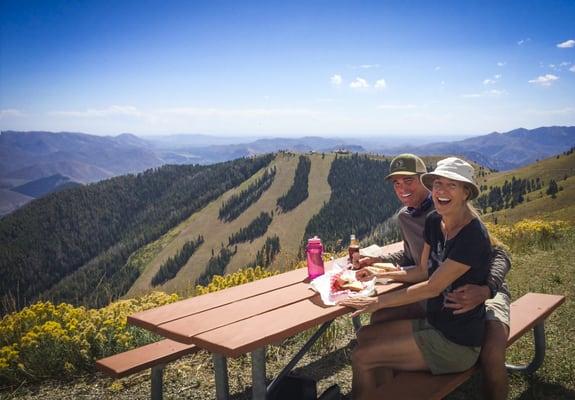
[424,211,491,347]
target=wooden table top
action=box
[128,242,405,357]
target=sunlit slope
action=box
[480,151,575,224]
[127,152,334,296]
[226,152,334,274]
[127,153,289,295]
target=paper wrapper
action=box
[359,244,384,258]
[309,262,376,306]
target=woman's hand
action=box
[338,296,379,317]
[355,267,376,281]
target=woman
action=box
[339,157,492,400]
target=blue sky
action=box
[1,0,574,137]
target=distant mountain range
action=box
[401,126,575,171]
[1,126,574,216]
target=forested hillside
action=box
[0,154,274,310]
[304,154,399,250]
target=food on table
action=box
[371,262,398,272]
[330,270,365,293]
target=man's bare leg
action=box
[480,320,509,400]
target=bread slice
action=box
[341,280,364,291]
[371,262,398,272]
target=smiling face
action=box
[392,174,430,209]
[431,176,470,216]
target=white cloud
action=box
[497,62,506,67]
[517,38,531,46]
[570,65,575,73]
[528,74,559,87]
[349,77,369,89]
[377,104,417,110]
[374,79,387,90]
[530,107,575,115]
[483,74,502,85]
[50,105,143,118]
[559,61,571,67]
[462,89,506,98]
[156,107,317,118]
[0,109,25,119]
[557,39,575,48]
[330,74,343,86]
[462,93,482,98]
[486,89,506,96]
[349,64,380,69]
[434,66,441,71]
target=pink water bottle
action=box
[306,236,325,279]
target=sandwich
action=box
[371,263,398,272]
[331,271,364,292]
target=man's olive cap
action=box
[385,153,427,180]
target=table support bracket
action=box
[251,347,267,400]
[266,319,334,395]
[213,353,229,400]
[506,321,546,374]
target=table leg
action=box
[251,347,266,400]
[213,353,229,400]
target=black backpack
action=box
[267,374,341,400]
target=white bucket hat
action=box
[421,157,479,200]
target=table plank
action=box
[153,281,318,341]
[129,267,308,331]
[192,282,405,357]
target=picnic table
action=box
[128,241,405,400]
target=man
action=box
[356,154,511,400]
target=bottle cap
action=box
[308,236,321,244]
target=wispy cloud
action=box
[434,66,441,71]
[528,74,559,87]
[557,39,575,48]
[570,65,575,73]
[349,77,369,89]
[462,89,506,98]
[156,107,318,118]
[0,109,25,119]
[548,61,572,72]
[377,104,417,110]
[350,64,381,69]
[49,105,143,118]
[374,79,387,90]
[497,61,506,67]
[330,74,343,86]
[517,38,531,46]
[529,107,575,115]
[483,74,502,85]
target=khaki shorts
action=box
[411,319,481,375]
[485,292,510,328]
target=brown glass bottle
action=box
[348,234,360,263]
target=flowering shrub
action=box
[0,291,178,383]
[195,266,276,295]
[485,219,570,252]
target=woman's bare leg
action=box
[352,319,429,400]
